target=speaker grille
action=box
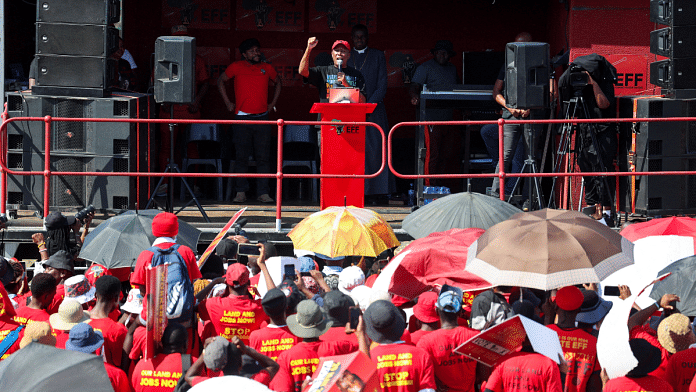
[8,153,23,169]
[113,100,129,116]
[113,157,128,172]
[53,100,89,151]
[113,196,129,210]
[51,156,85,207]
[8,134,23,150]
[7,192,23,205]
[7,95,22,112]
[648,100,663,117]
[648,140,663,156]
[649,197,662,210]
[649,159,662,172]
[113,139,129,155]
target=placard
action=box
[236,0,306,32]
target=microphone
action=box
[335,59,344,87]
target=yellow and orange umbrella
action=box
[288,206,400,258]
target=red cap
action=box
[152,212,179,238]
[332,40,350,51]
[556,286,584,311]
[413,291,440,323]
[226,263,250,288]
[85,263,111,286]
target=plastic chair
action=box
[282,125,319,203]
[180,123,224,201]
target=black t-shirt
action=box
[305,65,365,102]
[496,65,514,119]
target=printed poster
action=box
[303,351,378,392]
[236,0,306,32]
[162,0,231,30]
[309,0,377,33]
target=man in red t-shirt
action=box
[66,323,130,392]
[485,346,562,392]
[604,339,673,392]
[42,250,75,314]
[131,212,202,324]
[417,287,478,392]
[132,323,194,392]
[547,286,601,392]
[13,273,56,326]
[271,300,355,392]
[249,288,299,361]
[319,290,359,348]
[659,314,696,392]
[217,38,281,204]
[197,263,268,344]
[359,299,437,392]
[88,275,128,371]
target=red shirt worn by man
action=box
[605,375,674,392]
[319,326,359,348]
[47,284,65,315]
[0,285,20,360]
[371,343,437,392]
[198,294,268,345]
[486,351,562,392]
[630,325,670,378]
[132,352,196,392]
[13,306,50,326]
[271,340,355,392]
[89,317,128,368]
[417,326,478,392]
[665,347,696,392]
[249,324,299,361]
[547,325,600,392]
[105,362,131,392]
[223,60,278,115]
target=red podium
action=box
[310,103,376,209]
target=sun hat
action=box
[226,263,250,288]
[43,250,74,274]
[349,285,372,312]
[576,290,613,324]
[338,266,365,295]
[413,292,439,323]
[626,338,663,377]
[658,314,696,354]
[19,321,56,349]
[66,323,104,354]
[261,288,287,317]
[323,290,354,326]
[363,300,406,344]
[204,336,236,372]
[49,299,90,331]
[555,286,584,312]
[152,212,178,238]
[437,286,463,313]
[64,275,96,304]
[287,299,332,339]
[121,288,144,314]
[332,40,350,51]
[215,238,238,259]
[84,263,110,286]
[298,256,316,273]
[45,211,76,230]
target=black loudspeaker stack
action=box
[649,0,696,98]
[4,92,151,213]
[504,42,550,110]
[618,96,696,216]
[154,36,196,104]
[33,0,120,98]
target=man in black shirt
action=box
[299,37,365,102]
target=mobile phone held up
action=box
[603,286,621,296]
[284,264,296,280]
[237,243,261,256]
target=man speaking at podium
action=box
[299,38,365,103]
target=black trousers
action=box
[577,127,617,206]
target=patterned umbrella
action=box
[402,190,521,239]
[288,206,400,258]
[465,208,634,291]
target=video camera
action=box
[75,204,95,223]
[569,64,589,89]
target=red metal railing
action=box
[1,112,695,230]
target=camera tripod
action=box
[507,117,546,211]
[549,94,614,213]
[145,105,210,222]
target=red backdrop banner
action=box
[198,46,231,85]
[161,0,231,30]
[309,0,377,33]
[236,0,306,32]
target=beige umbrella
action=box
[465,208,634,291]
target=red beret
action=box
[556,286,584,311]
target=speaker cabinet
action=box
[33,55,116,97]
[4,92,152,212]
[618,96,696,215]
[650,0,696,26]
[154,36,196,104]
[36,23,118,57]
[36,0,120,25]
[650,26,696,59]
[650,58,696,89]
[504,42,549,110]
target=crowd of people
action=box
[0,209,691,392]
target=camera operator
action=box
[32,209,94,261]
[558,54,618,225]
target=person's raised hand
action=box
[337,72,347,87]
[32,233,44,244]
[583,282,599,292]
[231,336,248,354]
[307,37,319,50]
[618,285,632,300]
[309,269,324,283]
[659,293,680,310]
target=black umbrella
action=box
[650,255,696,317]
[0,342,113,391]
[80,209,201,269]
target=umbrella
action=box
[602,235,696,309]
[650,255,696,316]
[80,209,202,269]
[288,206,399,258]
[402,190,521,239]
[620,216,696,242]
[372,228,491,299]
[0,342,113,391]
[465,208,634,291]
